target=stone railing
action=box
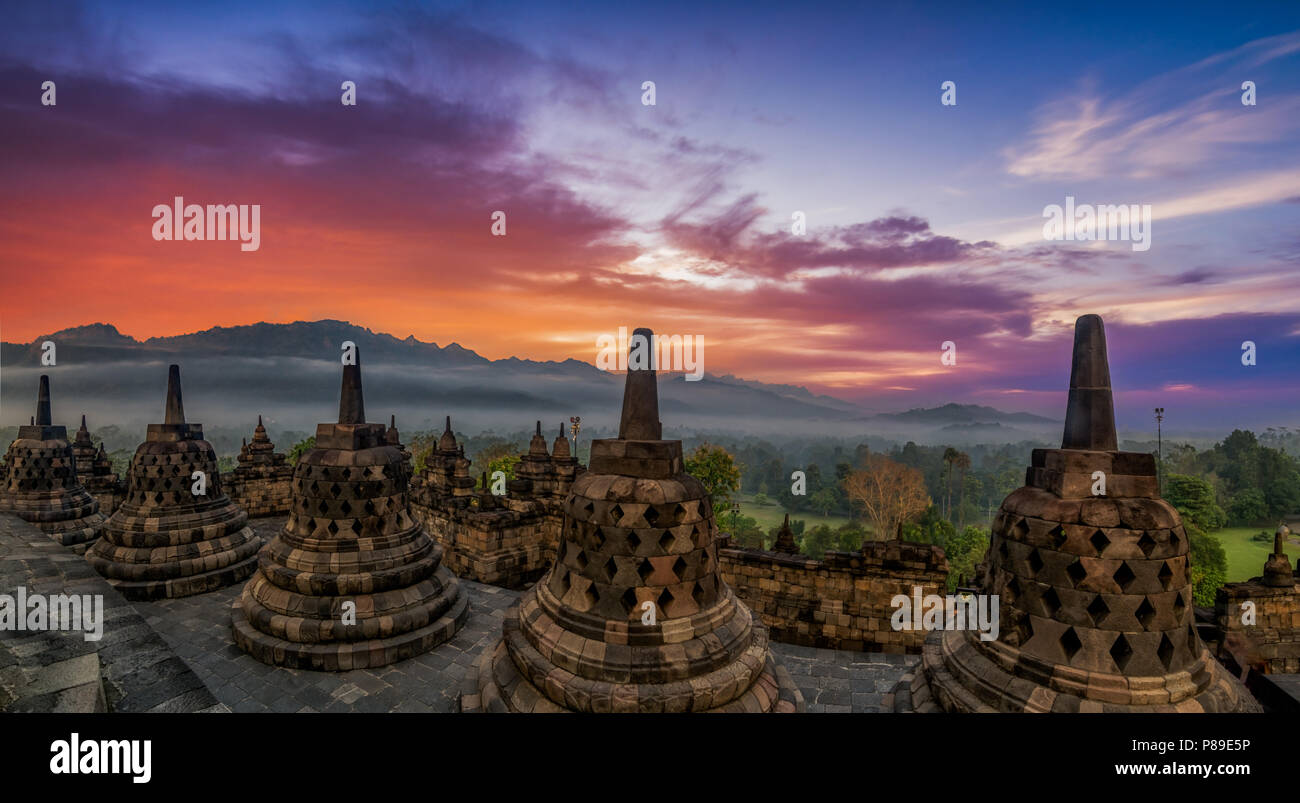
[718,538,949,653]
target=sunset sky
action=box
[2,1,1298,429]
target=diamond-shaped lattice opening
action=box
[1012,517,1030,539]
[341,467,351,480]
[329,483,342,497]
[643,505,660,526]
[673,502,687,519]
[582,501,595,517]
[1135,597,1156,629]
[609,504,624,522]
[657,587,674,614]
[583,583,600,609]
[1173,591,1187,618]
[1004,577,1021,605]
[1109,633,1134,672]
[637,558,653,582]
[603,557,619,582]
[1138,531,1157,557]
[1158,561,1174,591]
[1059,627,1083,662]
[1169,530,1180,548]
[659,530,675,551]
[340,499,352,515]
[998,539,1010,560]
[692,581,707,606]
[558,571,571,594]
[672,556,688,580]
[1041,587,1062,617]
[1157,634,1175,670]
[575,550,589,571]
[350,519,362,535]
[1015,617,1034,646]
[1087,595,1109,626]
[1090,529,1111,555]
[627,531,641,551]
[327,520,339,535]
[1027,549,1044,575]
[591,526,605,550]
[621,587,638,615]
[1066,559,1088,587]
[1113,561,1137,592]
[1050,525,1067,549]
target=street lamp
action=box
[1154,407,1165,495]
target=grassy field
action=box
[1216,525,1297,582]
[732,493,857,533]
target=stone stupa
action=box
[86,365,261,599]
[463,327,803,712]
[232,348,468,670]
[0,376,106,553]
[898,315,1260,712]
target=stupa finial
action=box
[164,365,185,425]
[337,347,365,425]
[35,375,52,426]
[618,327,662,440]
[1061,314,1117,451]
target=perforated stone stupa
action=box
[232,349,468,670]
[898,315,1260,712]
[0,376,106,553]
[86,365,261,599]
[463,327,803,712]
[226,415,293,516]
[71,416,126,516]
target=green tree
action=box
[485,454,520,484]
[287,436,316,465]
[800,524,836,559]
[1227,487,1268,525]
[943,526,991,592]
[942,447,960,521]
[1187,524,1228,606]
[685,443,741,512]
[809,487,837,517]
[752,491,769,506]
[1164,474,1226,532]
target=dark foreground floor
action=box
[5,514,916,712]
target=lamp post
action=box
[729,500,740,537]
[1154,407,1165,495]
[569,416,581,455]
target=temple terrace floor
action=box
[2,514,916,713]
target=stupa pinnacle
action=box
[0,375,106,552]
[464,327,803,712]
[87,365,261,598]
[898,315,1259,712]
[232,346,467,669]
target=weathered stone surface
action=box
[464,328,802,712]
[0,376,106,553]
[225,415,293,517]
[86,365,261,599]
[231,349,467,670]
[900,315,1259,713]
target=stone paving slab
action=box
[0,513,225,712]
[5,513,915,713]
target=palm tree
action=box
[942,447,959,522]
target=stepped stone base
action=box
[97,550,261,601]
[463,611,803,713]
[231,565,469,670]
[896,628,1261,712]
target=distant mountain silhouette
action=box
[0,321,1058,443]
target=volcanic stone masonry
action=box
[232,348,468,670]
[896,315,1260,712]
[410,418,582,588]
[719,529,948,653]
[86,365,262,599]
[225,415,293,517]
[0,376,106,553]
[463,327,803,712]
[71,415,125,516]
[1211,523,1299,674]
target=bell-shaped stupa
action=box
[0,376,106,553]
[86,366,261,598]
[232,348,468,669]
[464,327,803,712]
[899,315,1260,712]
